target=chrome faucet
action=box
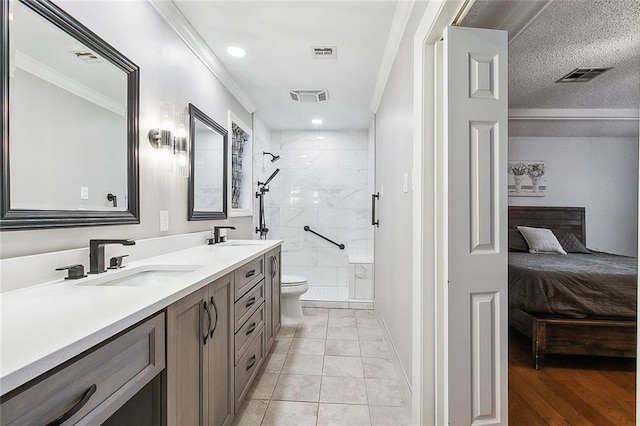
[207,226,236,245]
[89,239,136,274]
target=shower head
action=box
[263,151,280,163]
[263,168,280,186]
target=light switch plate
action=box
[403,172,408,193]
[80,186,89,200]
[380,185,384,198]
[160,211,169,231]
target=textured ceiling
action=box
[462,0,640,109]
[174,1,397,130]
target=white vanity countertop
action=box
[0,240,282,395]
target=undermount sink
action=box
[78,264,202,287]
[220,240,265,246]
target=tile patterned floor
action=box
[233,308,412,426]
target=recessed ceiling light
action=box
[227,46,246,58]
[316,136,325,140]
[311,118,323,125]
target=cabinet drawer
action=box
[234,257,264,300]
[234,281,264,332]
[234,326,264,408]
[1,313,165,426]
[235,304,264,363]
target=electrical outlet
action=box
[160,211,169,231]
[80,186,89,200]
[403,172,408,193]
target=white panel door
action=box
[443,26,508,425]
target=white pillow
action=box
[517,226,567,255]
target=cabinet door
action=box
[207,273,234,426]
[264,253,274,351]
[271,247,282,337]
[166,287,208,426]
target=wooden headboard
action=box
[508,206,586,244]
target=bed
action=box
[508,206,638,369]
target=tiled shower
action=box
[254,129,375,302]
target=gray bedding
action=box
[508,252,638,318]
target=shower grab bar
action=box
[303,226,345,250]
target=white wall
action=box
[374,1,428,386]
[1,0,253,259]
[509,136,639,256]
[261,130,373,288]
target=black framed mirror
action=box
[188,104,228,221]
[1,0,139,230]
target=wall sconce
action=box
[148,102,175,173]
[148,102,189,176]
[174,111,189,178]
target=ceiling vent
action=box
[311,46,337,60]
[70,50,103,63]
[556,67,612,83]
[289,89,329,103]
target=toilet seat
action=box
[282,275,307,286]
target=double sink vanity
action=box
[0,0,280,423]
[0,240,282,425]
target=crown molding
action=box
[369,0,416,113]
[509,108,640,121]
[148,0,256,113]
[14,50,125,116]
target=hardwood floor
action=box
[509,329,636,425]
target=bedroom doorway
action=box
[458,1,640,424]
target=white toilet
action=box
[281,275,309,326]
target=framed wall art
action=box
[508,160,546,197]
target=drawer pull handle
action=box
[245,269,256,278]
[246,355,256,371]
[210,296,218,338]
[246,322,257,335]
[45,383,97,426]
[245,297,256,308]
[203,301,212,345]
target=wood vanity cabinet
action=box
[264,246,282,352]
[0,313,165,426]
[165,248,282,423]
[166,273,234,426]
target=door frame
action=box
[411,1,640,424]
[411,1,465,423]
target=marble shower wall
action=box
[260,130,374,288]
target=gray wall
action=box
[509,136,639,256]
[1,0,252,259]
[374,1,428,386]
[10,69,127,210]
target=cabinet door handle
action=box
[245,269,256,278]
[275,257,279,275]
[203,301,212,345]
[245,297,256,308]
[245,322,257,336]
[209,296,218,338]
[246,355,256,371]
[271,257,278,278]
[45,384,97,426]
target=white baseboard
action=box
[377,306,413,409]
